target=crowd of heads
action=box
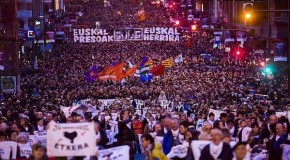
[1,0,290,159]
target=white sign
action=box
[167,143,189,158]
[73,27,180,43]
[274,57,287,62]
[0,146,12,160]
[47,121,96,157]
[282,144,290,160]
[17,11,32,18]
[143,27,180,42]
[0,141,17,159]
[98,145,130,160]
[20,146,32,158]
[73,29,113,43]
[159,100,171,109]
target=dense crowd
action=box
[1,0,290,159]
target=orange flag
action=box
[126,65,138,77]
[98,62,125,81]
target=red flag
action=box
[98,62,124,81]
[150,64,165,76]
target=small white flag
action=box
[175,54,183,63]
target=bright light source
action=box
[169,5,173,8]
[175,20,180,25]
[237,51,240,55]
[245,13,251,19]
[260,62,265,66]
[191,25,197,31]
[156,1,160,4]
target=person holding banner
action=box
[115,109,135,160]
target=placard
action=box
[47,121,96,157]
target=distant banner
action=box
[98,145,129,160]
[1,76,16,93]
[73,27,180,43]
[47,121,96,157]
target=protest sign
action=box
[98,145,130,160]
[283,144,290,160]
[20,145,32,158]
[73,29,114,43]
[35,135,47,146]
[143,27,180,42]
[159,100,171,109]
[276,111,287,118]
[0,141,17,159]
[73,27,180,43]
[0,146,11,160]
[47,121,96,157]
[28,135,36,146]
[167,143,189,158]
[61,104,99,118]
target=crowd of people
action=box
[2,0,290,159]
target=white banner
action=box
[61,105,100,118]
[47,121,96,157]
[0,146,12,160]
[159,100,171,109]
[282,144,290,160]
[73,27,180,43]
[20,146,32,158]
[0,141,17,159]
[98,145,130,160]
[167,143,189,159]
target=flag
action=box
[139,57,149,67]
[162,58,173,68]
[126,65,138,77]
[150,64,165,76]
[98,62,124,81]
[174,54,183,63]
[127,61,134,68]
[134,64,150,77]
[85,65,98,83]
[134,57,150,77]
[140,73,153,83]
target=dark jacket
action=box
[199,142,233,160]
[98,129,109,147]
[268,134,287,160]
[115,119,134,145]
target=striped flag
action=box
[162,58,173,68]
[134,65,150,77]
